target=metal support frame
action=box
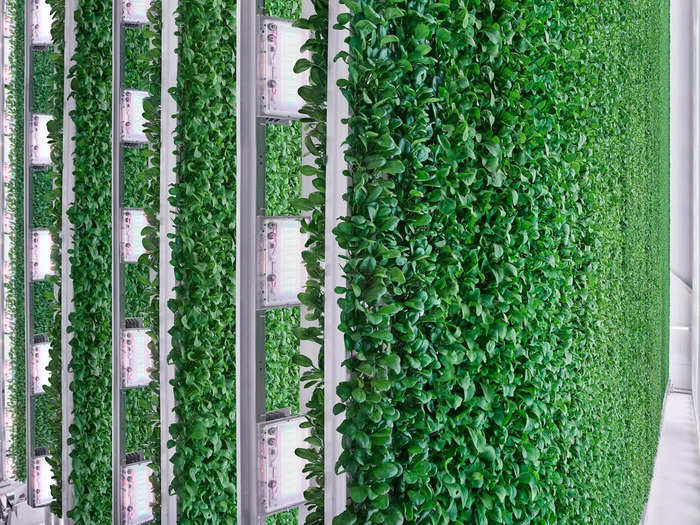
[236,0,267,519]
[23,0,38,507]
[692,0,700,450]
[61,0,78,520]
[112,0,127,520]
[323,0,349,518]
[159,0,178,521]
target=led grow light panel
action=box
[3,112,13,135]
[120,461,154,525]
[122,0,151,25]
[3,14,14,37]
[258,18,310,120]
[258,217,307,308]
[121,328,153,388]
[258,415,310,515]
[31,114,52,167]
[121,208,148,263]
[31,0,53,47]
[121,90,149,145]
[31,338,50,395]
[3,43,11,85]
[31,454,53,506]
[31,228,54,281]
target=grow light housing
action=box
[120,454,154,525]
[31,114,52,167]
[3,13,14,37]
[31,334,50,395]
[30,449,53,506]
[3,43,11,85]
[31,228,54,281]
[121,90,149,145]
[121,208,148,263]
[258,18,310,121]
[121,318,153,389]
[122,0,151,26]
[31,0,53,47]
[258,414,310,515]
[257,217,307,308]
[3,112,13,135]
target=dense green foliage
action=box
[67,0,113,519]
[334,1,669,524]
[291,0,329,522]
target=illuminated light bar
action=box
[121,318,153,388]
[3,14,14,37]
[3,112,13,135]
[120,452,155,525]
[3,43,11,85]
[3,137,10,182]
[31,228,55,281]
[31,114,52,167]
[258,414,311,515]
[121,208,148,263]
[122,0,151,26]
[31,448,53,506]
[258,217,307,308]
[31,0,53,47]
[31,334,50,395]
[258,18,311,120]
[120,90,149,145]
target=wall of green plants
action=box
[333,1,669,524]
[66,0,113,519]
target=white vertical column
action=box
[323,0,349,519]
[159,0,178,522]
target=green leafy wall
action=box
[334,1,669,524]
[66,0,113,519]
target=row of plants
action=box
[333,0,669,524]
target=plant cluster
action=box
[66,0,113,519]
[333,0,669,524]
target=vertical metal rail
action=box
[236,0,266,520]
[159,0,178,521]
[112,0,126,520]
[23,0,36,504]
[692,0,700,444]
[0,0,7,485]
[323,0,349,518]
[61,0,78,519]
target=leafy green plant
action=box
[290,0,329,522]
[332,0,669,524]
[66,0,113,519]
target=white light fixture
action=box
[31,0,53,47]
[121,318,153,388]
[258,18,310,120]
[122,0,151,26]
[31,114,52,167]
[3,14,14,37]
[31,334,50,395]
[258,217,307,308]
[31,450,53,506]
[121,208,148,263]
[3,112,13,135]
[3,43,11,85]
[121,90,149,145]
[258,414,310,515]
[31,228,54,281]
[120,456,154,525]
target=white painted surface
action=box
[643,392,700,525]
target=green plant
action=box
[66,0,113,519]
[333,0,669,523]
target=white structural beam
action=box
[323,0,349,519]
[692,0,700,452]
[159,0,178,521]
